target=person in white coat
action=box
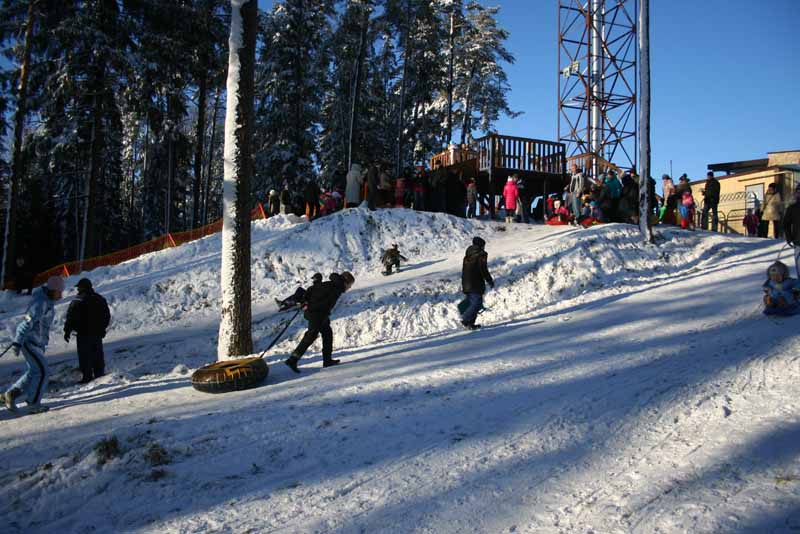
[345,163,365,208]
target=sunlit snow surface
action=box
[1,208,798,534]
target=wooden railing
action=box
[473,134,565,174]
[430,145,478,169]
[566,153,623,176]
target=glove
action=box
[64,332,71,343]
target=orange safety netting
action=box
[30,203,268,287]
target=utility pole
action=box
[638,0,651,242]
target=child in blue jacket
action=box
[763,261,800,316]
[3,276,64,413]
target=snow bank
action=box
[1,211,798,534]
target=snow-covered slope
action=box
[0,208,798,534]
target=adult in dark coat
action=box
[460,237,494,329]
[280,187,292,214]
[285,271,355,373]
[517,177,532,223]
[64,278,111,383]
[701,171,721,231]
[304,180,321,219]
[783,184,800,278]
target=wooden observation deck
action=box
[430,134,567,213]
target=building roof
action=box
[707,158,768,174]
[690,164,799,186]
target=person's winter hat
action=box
[767,261,789,280]
[311,273,322,283]
[507,176,514,182]
[270,189,276,195]
[341,272,355,288]
[75,278,92,290]
[46,276,65,293]
[472,236,486,248]
[662,174,671,180]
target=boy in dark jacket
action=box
[381,244,408,275]
[64,278,111,384]
[460,237,494,330]
[285,271,355,373]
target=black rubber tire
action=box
[191,357,269,394]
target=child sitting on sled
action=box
[763,261,800,316]
[275,273,323,311]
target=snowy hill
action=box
[1,209,798,534]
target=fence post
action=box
[257,202,267,220]
[61,264,70,277]
[167,233,177,247]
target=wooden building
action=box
[689,150,800,236]
[430,133,567,215]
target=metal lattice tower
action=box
[558,0,638,179]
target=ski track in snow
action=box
[0,208,798,534]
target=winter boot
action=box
[284,354,301,374]
[323,358,341,368]
[4,387,21,412]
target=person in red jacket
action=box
[502,176,519,224]
[743,208,759,237]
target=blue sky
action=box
[491,0,800,179]
[260,0,799,180]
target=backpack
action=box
[91,293,111,334]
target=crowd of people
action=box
[5,161,800,412]
[259,161,794,247]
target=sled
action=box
[191,308,301,394]
[763,304,800,317]
[191,357,269,394]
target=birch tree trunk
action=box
[202,85,221,226]
[193,72,207,229]
[218,0,256,360]
[459,63,477,146]
[347,8,369,173]
[395,0,412,180]
[2,0,35,287]
[445,9,455,147]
